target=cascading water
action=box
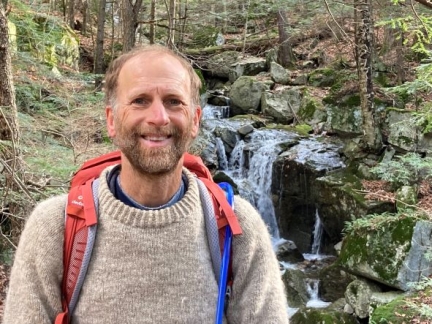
[215,137,228,170]
[305,279,331,308]
[310,208,323,255]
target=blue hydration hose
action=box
[215,182,234,324]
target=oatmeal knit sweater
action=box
[3,168,288,324]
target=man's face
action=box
[106,52,201,175]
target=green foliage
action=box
[370,153,432,188]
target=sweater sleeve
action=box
[3,195,66,324]
[227,196,289,324]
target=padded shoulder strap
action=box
[196,178,221,283]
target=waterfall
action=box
[306,279,331,308]
[215,137,228,170]
[311,208,323,255]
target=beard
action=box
[113,121,193,175]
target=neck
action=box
[118,155,184,207]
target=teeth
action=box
[145,136,167,141]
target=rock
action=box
[208,94,230,106]
[229,56,267,82]
[282,268,309,307]
[291,74,308,85]
[334,241,343,255]
[369,291,405,317]
[265,48,278,67]
[276,240,305,263]
[290,307,360,324]
[386,109,417,152]
[318,263,356,302]
[229,76,270,116]
[7,19,17,52]
[326,95,363,137]
[395,185,417,209]
[308,68,338,87]
[237,124,254,136]
[270,62,291,85]
[206,51,240,78]
[339,217,432,291]
[261,87,302,124]
[343,303,354,314]
[370,294,418,323]
[214,126,238,154]
[345,279,382,319]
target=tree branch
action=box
[414,0,432,10]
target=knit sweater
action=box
[3,167,289,324]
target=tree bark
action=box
[413,0,432,9]
[82,0,88,35]
[94,0,107,89]
[354,0,382,152]
[68,0,75,29]
[276,9,295,68]
[167,0,176,49]
[0,3,21,200]
[121,0,144,53]
[149,0,155,44]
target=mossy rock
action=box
[308,68,338,87]
[290,308,359,324]
[370,295,418,323]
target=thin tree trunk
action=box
[276,9,295,68]
[241,0,251,53]
[179,0,188,49]
[0,3,21,202]
[149,0,155,44]
[94,0,107,89]
[167,0,176,49]
[68,0,75,28]
[82,0,88,35]
[354,0,382,152]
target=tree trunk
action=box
[0,3,21,204]
[121,0,143,53]
[354,0,382,152]
[167,0,176,49]
[68,0,75,28]
[149,0,155,44]
[276,9,295,68]
[82,0,88,35]
[94,0,107,89]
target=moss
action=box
[291,308,358,324]
[299,100,317,120]
[294,124,313,135]
[370,296,417,323]
[194,69,207,94]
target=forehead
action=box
[118,52,190,88]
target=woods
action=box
[2,0,432,322]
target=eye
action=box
[165,98,183,106]
[131,98,148,106]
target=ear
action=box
[106,106,116,138]
[191,106,202,138]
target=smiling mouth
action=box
[143,135,171,141]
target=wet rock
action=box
[276,240,304,263]
[237,124,254,136]
[282,268,309,307]
[318,263,356,302]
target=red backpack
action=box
[54,151,242,324]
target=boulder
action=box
[345,279,382,319]
[270,62,291,85]
[261,87,302,124]
[290,308,360,324]
[308,68,338,87]
[339,217,432,291]
[282,268,309,307]
[386,109,417,152]
[369,291,405,317]
[370,294,418,323]
[214,126,238,154]
[276,240,305,263]
[237,124,254,137]
[229,56,267,82]
[326,95,363,137]
[229,76,270,116]
[206,51,240,78]
[318,263,356,302]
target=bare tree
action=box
[121,0,144,52]
[166,0,176,49]
[68,0,75,28]
[354,0,382,152]
[149,0,156,44]
[276,9,295,68]
[94,0,107,89]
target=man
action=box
[3,45,288,323]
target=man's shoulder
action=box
[25,194,68,231]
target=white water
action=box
[306,279,331,308]
[215,137,228,170]
[310,208,323,255]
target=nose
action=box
[147,99,169,126]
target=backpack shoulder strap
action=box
[55,179,100,324]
